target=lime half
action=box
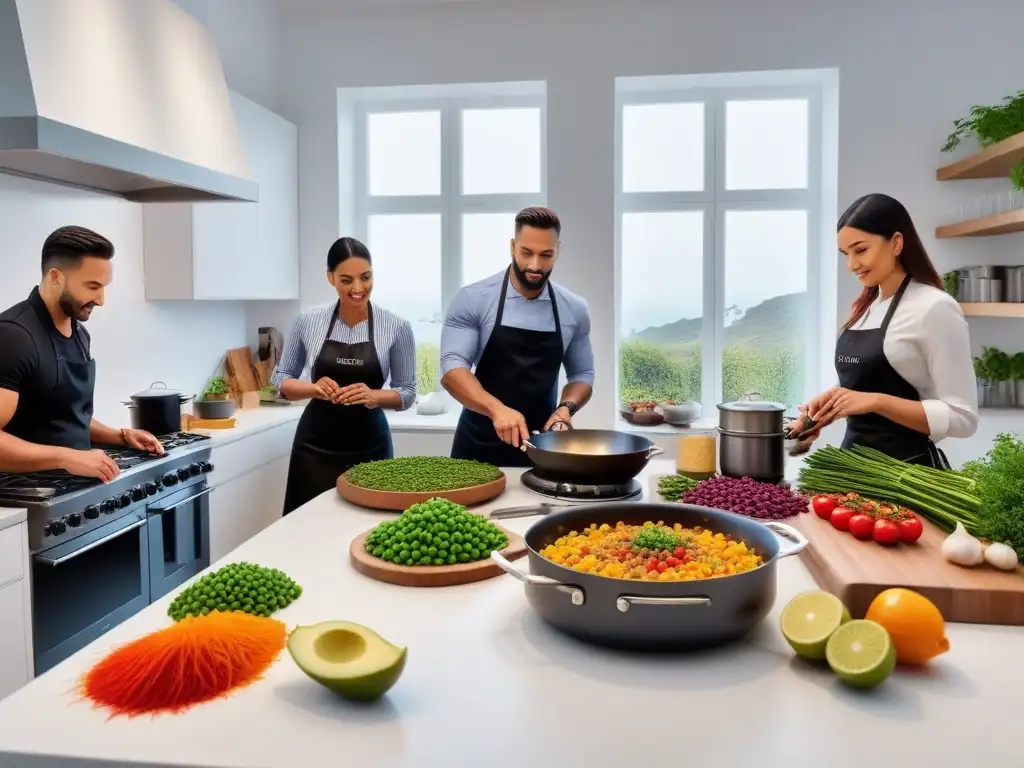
[825,619,896,689]
[780,590,850,660]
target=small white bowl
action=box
[659,401,701,425]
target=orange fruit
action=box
[864,588,949,665]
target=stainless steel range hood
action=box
[0,0,257,203]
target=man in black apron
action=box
[0,226,163,479]
[281,303,392,514]
[819,276,949,469]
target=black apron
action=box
[282,303,393,515]
[450,267,564,468]
[3,289,95,451]
[835,276,950,469]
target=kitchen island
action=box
[0,460,1017,768]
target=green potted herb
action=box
[943,271,958,298]
[202,376,231,401]
[943,89,1024,191]
[1011,353,1024,408]
[979,346,1013,407]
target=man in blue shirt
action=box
[440,207,595,467]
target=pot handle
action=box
[149,381,169,389]
[764,521,809,559]
[742,391,764,402]
[646,445,665,458]
[615,595,711,613]
[489,551,585,606]
[179,394,196,404]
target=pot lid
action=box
[131,381,182,398]
[717,391,786,412]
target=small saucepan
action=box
[122,382,194,436]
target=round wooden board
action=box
[336,472,507,511]
[349,526,528,587]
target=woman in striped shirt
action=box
[274,237,417,514]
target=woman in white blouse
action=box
[789,193,978,467]
[274,237,417,514]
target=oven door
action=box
[31,509,150,675]
[147,483,212,600]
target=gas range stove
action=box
[0,432,214,552]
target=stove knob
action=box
[66,512,82,528]
[119,493,131,508]
[43,522,53,536]
[145,481,160,495]
[200,461,214,473]
[188,462,201,477]
[163,473,177,487]
[131,485,145,501]
[177,467,190,481]
[50,519,66,535]
[84,505,100,520]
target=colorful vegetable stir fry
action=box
[540,521,763,581]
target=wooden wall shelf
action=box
[937,132,1024,181]
[936,208,1024,238]
[959,303,1024,318]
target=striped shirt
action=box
[440,270,596,386]
[271,302,417,410]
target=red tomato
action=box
[872,519,901,546]
[898,516,924,543]
[673,547,687,559]
[666,556,680,567]
[646,558,659,572]
[830,508,855,531]
[656,560,668,573]
[848,514,875,540]
[811,495,837,519]
[580,546,590,556]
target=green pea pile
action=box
[658,473,699,502]
[167,562,302,621]
[365,498,509,566]
[347,456,503,492]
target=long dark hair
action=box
[326,236,372,271]
[838,193,942,330]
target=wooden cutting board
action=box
[650,474,1024,626]
[337,472,507,511]
[349,526,527,587]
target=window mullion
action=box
[441,101,460,313]
[706,94,724,410]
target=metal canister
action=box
[716,391,786,483]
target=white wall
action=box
[276,0,1024,462]
[0,0,289,429]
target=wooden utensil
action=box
[349,527,527,587]
[651,474,1024,625]
[337,472,507,511]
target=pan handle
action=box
[646,445,665,458]
[490,551,585,606]
[764,521,809,559]
[615,595,712,613]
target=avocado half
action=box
[287,621,407,702]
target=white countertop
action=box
[189,402,307,446]
[0,460,1019,767]
[0,506,26,532]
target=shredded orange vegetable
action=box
[80,610,287,717]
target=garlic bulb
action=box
[983,542,1019,572]
[941,522,984,567]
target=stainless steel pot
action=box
[717,391,786,434]
[522,429,664,485]
[492,502,808,650]
[718,429,785,483]
[122,382,194,436]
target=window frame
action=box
[351,94,548,319]
[615,83,823,412]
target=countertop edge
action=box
[0,507,27,532]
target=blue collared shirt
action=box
[440,270,595,387]
[271,302,417,410]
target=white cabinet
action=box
[0,522,32,701]
[142,91,299,300]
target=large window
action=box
[352,96,546,394]
[617,86,821,413]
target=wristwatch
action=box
[557,401,578,417]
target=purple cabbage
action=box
[680,475,808,520]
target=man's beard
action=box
[511,259,552,291]
[59,291,95,322]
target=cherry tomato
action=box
[646,558,659,572]
[666,556,680,567]
[872,519,901,546]
[673,547,687,559]
[811,495,837,519]
[848,514,875,540]
[656,560,668,573]
[898,516,924,543]
[830,508,854,532]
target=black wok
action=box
[522,429,664,485]
[491,502,808,651]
